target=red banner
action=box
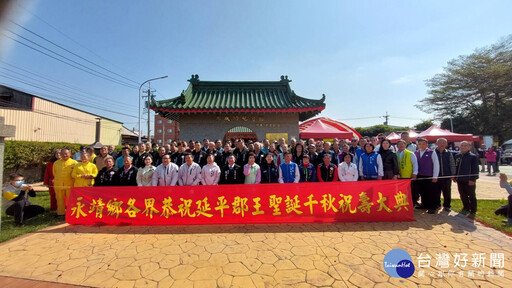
[66,180,414,225]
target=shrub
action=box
[4,140,85,171]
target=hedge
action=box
[3,140,127,171]
[3,141,86,171]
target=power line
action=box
[15,3,141,85]
[9,19,140,86]
[0,75,137,119]
[0,64,137,111]
[2,31,139,89]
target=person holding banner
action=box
[244,153,261,184]
[152,154,179,186]
[339,154,358,182]
[136,155,156,186]
[178,153,202,186]
[299,155,317,182]
[115,156,138,186]
[317,153,339,182]
[72,153,98,187]
[220,154,245,184]
[261,153,279,183]
[239,152,259,184]
[53,148,78,216]
[94,156,117,186]
[278,152,300,183]
[359,143,383,181]
[379,139,399,180]
[201,154,221,185]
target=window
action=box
[157,120,162,124]
[167,129,173,133]
[167,120,173,124]
[157,139,162,143]
[0,87,33,110]
[167,139,173,143]
[157,129,162,133]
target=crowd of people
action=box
[3,133,486,225]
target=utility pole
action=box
[383,112,390,126]
[138,75,168,143]
[144,85,156,144]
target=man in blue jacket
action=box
[454,141,479,217]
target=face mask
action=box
[14,180,24,187]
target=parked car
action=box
[502,139,512,165]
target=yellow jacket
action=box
[72,161,98,187]
[53,158,78,188]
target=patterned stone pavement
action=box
[1,209,512,288]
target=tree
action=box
[414,120,434,132]
[417,35,512,144]
[354,125,409,137]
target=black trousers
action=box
[413,175,436,209]
[5,200,44,225]
[457,181,477,213]
[436,178,452,208]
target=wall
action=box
[0,97,122,145]
[153,114,179,144]
[178,112,299,142]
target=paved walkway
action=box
[1,209,511,287]
[2,166,510,287]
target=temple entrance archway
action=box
[224,126,257,143]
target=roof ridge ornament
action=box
[280,75,291,83]
[188,74,200,84]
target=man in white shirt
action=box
[178,153,202,186]
[152,154,179,186]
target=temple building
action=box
[150,75,325,143]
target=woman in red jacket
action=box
[43,149,61,211]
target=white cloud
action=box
[391,75,413,84]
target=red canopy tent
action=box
[405,129,419,142]
[299,117,361,139]
[299,119,353,139]
[386,132,401,143]
[417,125,474,142]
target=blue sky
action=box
[1,0,511,135]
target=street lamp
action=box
[139,75,168,143]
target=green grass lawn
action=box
[1,190,65,243]
[450,198,512,235]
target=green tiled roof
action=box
[227,126,254,133]
[150,75,325,122]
